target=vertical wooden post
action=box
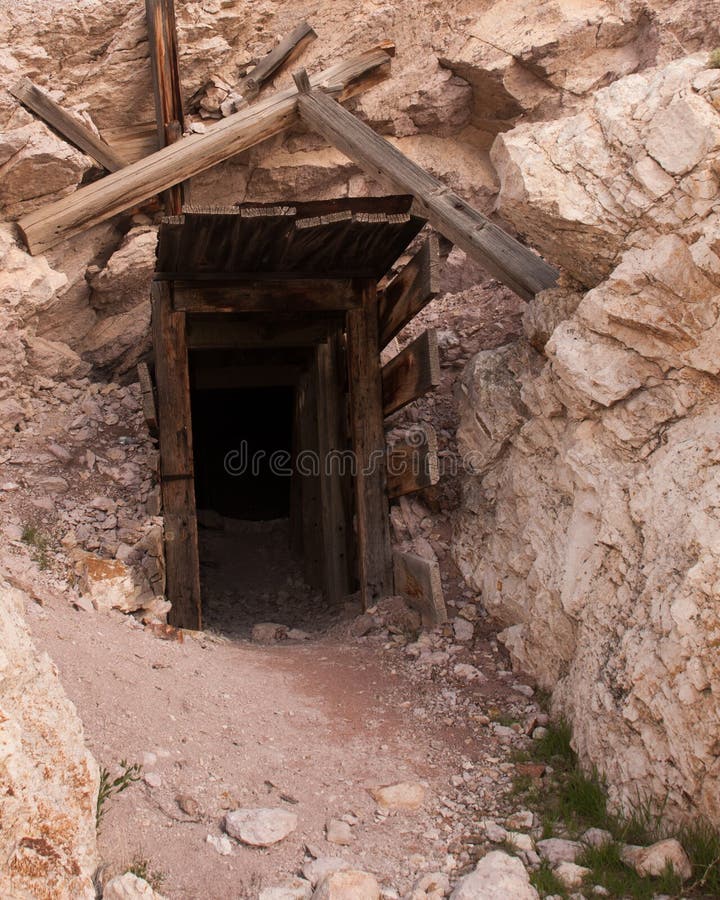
[316,331,351,602]
[151,281,202,630]
[347,281,392,606]
[297,360,324,588]
[145,0,185,214]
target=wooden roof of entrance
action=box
[155,196,425,281]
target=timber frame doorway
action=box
[151,197,441,630]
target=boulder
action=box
[449,851,539,900]
[0,579,99,900]
[76,553,144,613]
[224,807,298,847]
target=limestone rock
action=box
[408,871,451,899]
[553,861,590,888]
[88,227,158,314]
[448,851,539,899]
[536,838,583,865]
[0,578,99,900]
[251,622,289,643]
[260,878,313,900]
[103,872,167,899]
[312,869,380,900]
[76,553,144,613]
[224,807,298,847]
[302,856,351,887]
[369,781,427,811]
[625,838,693,880]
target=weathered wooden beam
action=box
[137,361,158,435]
[238,21,317,103]
[18,45,395,256]
[186,316,340,349]
[382,328,440,417]
[293,74,559,300]
[316,334,351,601]
[173,279,360,313]
[386,424,439,498]
[347,281,393,606]
[9,77,127,172]
[145,0,186,214]
[378,234,440,347]
[150,282,202,630]
[393,550,447,626]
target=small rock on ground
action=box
[625,838,693,880]
[312,869,380,899]
[370,782,426,811]
[103,873,167,900]
[325,818,353,845]
[302,857,351,887]
[536,838,582,865]
[260,877,313,900]
[449,851,539,900]
[553,861,591,889]
[224,807,297,847]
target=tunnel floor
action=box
[198,516,348,638]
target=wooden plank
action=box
[386,424,439,499]
[137,361,158,434]
[316,333,351,601]
[378,235,440,347]
[297,361,324,589]
[145,0,185,214]
[173,279,360,313]
[101,121,159,164]
[9,77,127,172]
[186,316,339,349]
[293,75,559,300]
[393,550,447,626]
[150,282,202,630]
[347,281,392,606]
[18,45,394,256]
[382,329,440,417]
[237,21,317,103]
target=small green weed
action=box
[21,523,51,570]
[126,855,165,891]
[96,760,142,829]
[680,817,720,895]
[578,841,682,899]
[708,48,720,68]
[530,860,568,898]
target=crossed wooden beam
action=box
[11,2,558,300]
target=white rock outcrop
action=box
[455,56,720,824]
[0,578,99,899]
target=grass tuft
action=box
[578,841,682,899]
[126,855,165,891]
[21,523,51,570]
[96,760,142,830]
[708,48,720,68]
[530,860,568,898]
[680,817,720,895]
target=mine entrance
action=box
[151,198,439,631]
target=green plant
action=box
[680,817,720,895]
[532,719,575,767]
[96,760,142,829]
[126,855,165,891]
[21,523,51,570]
[530,860,568,898]
[708,48,720,68]
[578,841,682,899]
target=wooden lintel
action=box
[378,234,440,347]
[186,316,340,349]
[9,77,127,172]
[145,0,185,214]
[296,87,559,300]
[386,424,439,499]
[18,45,394,256]
[382,328,440,417]
[151,282,202,630]
[173,279,360,313]
[393,550,447,626]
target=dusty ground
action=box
[21,526,539,899]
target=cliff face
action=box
[455,54,720,824]
[0,3,718,890]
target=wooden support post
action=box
[347,281,392,606]
[137,361,158,435]
[393,550,447,625]
[10,78,127,172]
[316,333,351,601]
[378,235,440,348]
[151,281,202,630]
[382,329,440,417]
[293,75,559,300]
[18,46,394,255]
[145,0,186,214]
[296,364,324,589]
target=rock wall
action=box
[0,578,99,899]
[455,55,720,825]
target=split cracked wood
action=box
[9,77,127,172]
[293,73,559,300]
[237,21,317,103]
[382,328,440,417]
[378,235,440,348]
[18,44,395,256]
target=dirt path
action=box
[24,574,538,899]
